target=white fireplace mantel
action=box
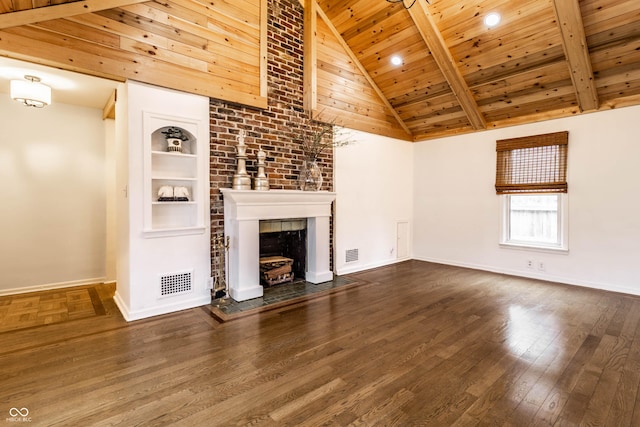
[220,189,336,301]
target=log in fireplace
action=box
[259,219,307,286]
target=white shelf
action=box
[151,176,197,181]
[152,201,197,205]
[151,150,197,158]
[142,226,207,239]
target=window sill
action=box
[499,242,569,254]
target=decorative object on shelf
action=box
[232,129,252,190]
[11,75,51,108]
[157,185,174,201]
[296,120,352,191]
[386,0,430,10]
[173,186,190,201]
[253,149,270,191]
[212,235,230,301]
[157,186,190,202]
[161,126,189,153]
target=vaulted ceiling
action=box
[1,0,639,141]
[310,0,640,140]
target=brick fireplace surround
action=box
[208,0,334,281]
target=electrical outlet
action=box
[526,260,533,269]
[537,261,545,271]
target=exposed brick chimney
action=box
[209,0,334,275]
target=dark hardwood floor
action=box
[2,260,640,426]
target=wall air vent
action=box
[159,271,192,297]
[345,249,359,263]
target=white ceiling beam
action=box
[552,0,599,112]
[408,1,486,130]
[0,0,149,29]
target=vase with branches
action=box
[296,121,351,191]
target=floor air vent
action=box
[345,249,359,263]
[160,271,192,297]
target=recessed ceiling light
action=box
[391,55,403,66]
[484,12,501,28]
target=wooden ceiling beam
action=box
[303,0,318,113]
[552,0,599,112]
[299,0,412,135]
[103,89,117,120]
[408,1,486,131]
[0,0,149,29]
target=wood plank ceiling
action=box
[1,0,639,142]
[0,0,267,109]
[311,0,640,140]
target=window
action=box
[496,131,568,251]
[502,194,567,250]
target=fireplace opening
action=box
[259,219,307,287]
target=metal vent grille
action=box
[160,271,192,297]
[345,249,359,263]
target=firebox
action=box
[259,219,307,286]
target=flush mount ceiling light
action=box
[386,0,430,9]
[484,12,501,28]
[391,55,403,66]
[10,75,51,108]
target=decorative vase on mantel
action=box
[298,158,323,191]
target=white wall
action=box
[413,105,640,295]
[334,129,413,275]
[0,96,107,294]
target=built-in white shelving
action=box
[114,81,211,322]
[143,113,206,237]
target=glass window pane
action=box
[508,195,559,245]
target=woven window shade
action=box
[495,131,568,194]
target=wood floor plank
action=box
[2,261,640,425]
[606,300,640,425]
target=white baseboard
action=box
[114,291,211,322]
[0,277,106,296]
[413,255,640,297]
[113,291,131,320]
[336,256,411,276]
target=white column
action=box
[305,216,333,283]
[227,219,263,301]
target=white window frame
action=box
[500,193,568,252]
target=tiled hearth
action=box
[211,276,355,318]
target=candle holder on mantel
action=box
[232,129,251,190]
[253,149,270,191]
